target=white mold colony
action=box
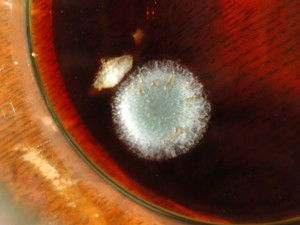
[112,60,211,160]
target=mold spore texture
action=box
[112,60,211,160]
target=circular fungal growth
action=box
[112,60,211,160]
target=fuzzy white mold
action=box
[112,60,211,160]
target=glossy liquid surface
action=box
[31,0,300,223]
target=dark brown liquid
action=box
[34,0,300,223]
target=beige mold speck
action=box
[132,28,144,45]
[93,55,133,91]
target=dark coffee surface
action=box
[50,0,300,223]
